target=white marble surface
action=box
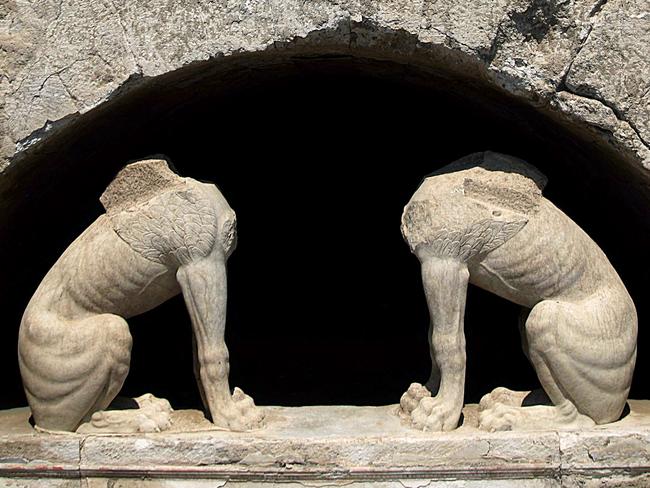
[1,401,650,486]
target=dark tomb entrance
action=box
[1,54,647,411]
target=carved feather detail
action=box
[415,218,527,260]
[109,187,218,266]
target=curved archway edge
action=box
[1,1,649,186]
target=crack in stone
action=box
[556,0,610,90]
[77,435,85,483]
[57,73,78,104]
[25,58,84,115]
[483,19,508,64]
[8,74,27,96]
[13,65,147,155]
[587,446,596,462]
[589,0,608,17]
[428,26,481,56]
[36,59,83,92]
[484,0,591,67]
[107,0,141,74]
[94,51,113,69]
[557,23,593,90]
[7,11,649,175]
[11,427,650,485]
[558,83,650,150]
[484,0,573,65]
[552,0,650,153]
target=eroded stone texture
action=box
[0,0,648,175]
[75,394,173,434]
[17,158,262,433]
[80,480,557,488]
[487,0,597,90]
[0,480,80,488]
[3,403,650,486]
[565,0,650,147]
[398,151,637,432]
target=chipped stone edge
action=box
[2,430,650,482]
[3,11,649,176]
[2,403,650,482]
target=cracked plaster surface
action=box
[0,0,648,175]
[3,403,650,486]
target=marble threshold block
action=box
[2,401,650,487]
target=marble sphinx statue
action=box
[398,152,637,432]
[18,159,263,433]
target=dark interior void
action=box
[1,54,649,411]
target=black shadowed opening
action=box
[0,54,647,411]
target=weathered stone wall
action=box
[0,0,648,180]
[1,0,650,449]
[4,402,650,486]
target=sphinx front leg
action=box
[400,258,468,431]
[177,248,264,431]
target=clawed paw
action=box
[479,396,595,432]
[479,387,529,412]
[478,387,534,431]
[397,382,461,432]
[213,387,265,431]
[411,396,461,431]
[79,393,174,434]
[398,382,431,420]
[478,403,521,432]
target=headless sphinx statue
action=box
[398,152,637,431]
[18,159,263,432]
